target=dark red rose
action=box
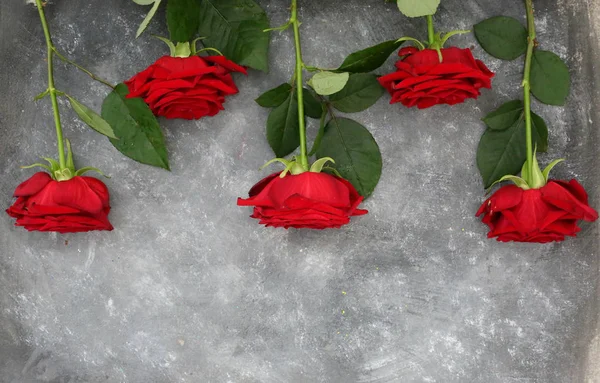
[477,180,598,243]
[237,172,367,229]
[378,46,494,109]
[125,55,247,120]
[6,172,113,233]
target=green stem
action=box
[52,48,115,89]
[35,0,65,168]
[426,15,435,45]
[291,0,308,170]
[522,0,536,177]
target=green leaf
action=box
[198,0,270,72]
[473,16,528,60]
[133,0,156,5]
[136,0,162,38]
[308,105,327,156]
[530,50,570,106]
[316,117,382,198]
[101,84,170,170]
[266,93,300,157]
[167,0,201,42]
[397,0,440,18]
[66,95,118,139]
[329,73,384,113]
[255,83,292,108]
[308,71,350,96]
[482,100,548,152]
[482,100,524,130]
[337,39,404,73]
[303,88,323,119]
[531,112,548,152]
[477,124,529,189]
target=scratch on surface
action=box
[84,242,96,271]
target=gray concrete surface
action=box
[1,0,599,382]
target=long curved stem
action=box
[35,0,65,168]
[426,15,435,45]
[522,0,536,176]
[291,0,308,169]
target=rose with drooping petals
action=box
[125,55,247,120]
[477,179,598,243]
[6,172,113,233]
[237,172,367,229]
[378,46,494,109]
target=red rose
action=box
[237,172,367,229]
[378,46,494,109]
[125,55,247,120]
[6,172,113,233]
[477,180,598,243]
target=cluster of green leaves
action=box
[256,40,405,198]
[133,0,271,72]
[474,16,571,188]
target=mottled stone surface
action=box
[0,0,599,382]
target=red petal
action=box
[204,56,248,74]
[542,180,599,222]
[13,172,52,197]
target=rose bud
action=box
[125,54,247,120]
[238,171,367,229]
[378,46,494,109]
[6,172,113,233]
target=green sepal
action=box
[20,163,51,172]
[173,42,192,57]
[523,149,546,189]
[74,167,110,178]
[194,47,224,57]
[310,157,335,173]
[322,166,342,178]
[440,30,471,47]
[153,35,177,56]
[279,161,296,178]
[486,175,530,193]
[542,158,565,182]
[42,157,61,172]
[395,36,426,50]
[260,157,309,177]
[65,139,76,173]
[260,158,291,171]
[54,168,74,182]
[190,37,207,55]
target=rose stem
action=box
[426,15,435,45]
[290,0,309,170]
[35,0,66,169]
[522,0,536,177]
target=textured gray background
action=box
[1,0,599,382]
